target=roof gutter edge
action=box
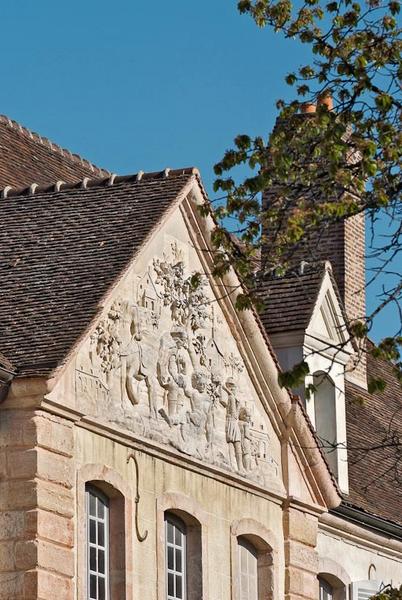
[331,503,402,542]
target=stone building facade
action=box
[0,116,401,600]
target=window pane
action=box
[98,522,105,547]
[175,548,182,573]
[319,579,334,600]
[98,550,105,574]
[175,526,182,546]
[90,519,96,544]
[241,573,248,599]
[98,577,105,600]
[89,494,97,516]
[98,500,105,519]
[240,545,248,573]
[90,574,97,599]
[249,575,257,599]
[167,522,174,544]
[176,575,183,599]
[168,546,174,570]
[168,572,174,596]
[90,546,97,572]
[238,539,258,600]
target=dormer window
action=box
[313,372,338,477]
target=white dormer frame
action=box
[304,264,353,495]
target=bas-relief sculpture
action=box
[76,240,278,485]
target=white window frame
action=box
[165,513,187,600]
[319,578,334,600]
[86,485,110,600]
[238,537,259,600]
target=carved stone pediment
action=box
[75,238,278,486]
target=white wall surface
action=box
[318,529,402,590]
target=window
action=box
[87,486,109,600]
[165,513,187,600]
[239,538,259,600]
[313,372,338,477]
[319,578,334,600]
[234,533,274,600]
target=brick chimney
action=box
[262,100,367,388]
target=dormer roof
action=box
[260,261,350,344]
[259,265,326,335]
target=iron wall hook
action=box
[127,451,149,542]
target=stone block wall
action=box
[0,406,75,600]
[284,507,319,600]
[0,396,328,600]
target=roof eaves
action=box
[0,167,199,200]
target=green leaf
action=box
[326,1,338,11]
[278,361,310,388]
[368,377,387,394]
[285,73,297,85]
[238,0,252,13]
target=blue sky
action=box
[1,0,399,341]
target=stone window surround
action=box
[231,518,278,600]
[318,557,352,600]
[165,512,187,600]
[156,492,209,600]
[77,472,279,600]
[77,464,134,600]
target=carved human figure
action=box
[239,406,252,471]
[184,370,211,432]
[223,378,243,472]
[124,304,159,418]
[158,326,195,422]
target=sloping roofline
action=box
[0,114,109,180]
[0,167,202,377]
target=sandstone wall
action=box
[0,397,74,599]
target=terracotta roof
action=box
[0,169,197,376]
[345,348,402,527]
[258,265,326,335]
[0,115,109,188]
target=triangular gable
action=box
[43,176,340,511]
[306,264,353,362]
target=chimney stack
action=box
[262,97,367,388]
